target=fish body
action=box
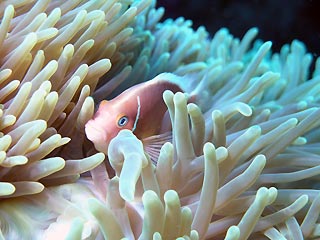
[85,73,184,155]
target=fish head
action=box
[85,99,136,154]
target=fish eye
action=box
[117,116,129,127]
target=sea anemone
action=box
[1,0,320,239]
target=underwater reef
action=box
[0,0,320,239]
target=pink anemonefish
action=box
[85,73,190,163]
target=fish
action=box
[85,73,189,163]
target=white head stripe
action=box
[132,95,140,132]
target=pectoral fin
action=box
[143,131,172,164]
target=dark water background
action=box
[157,0,320,59]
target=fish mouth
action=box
[85,120,109,153]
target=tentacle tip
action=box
[173,91,187,104]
